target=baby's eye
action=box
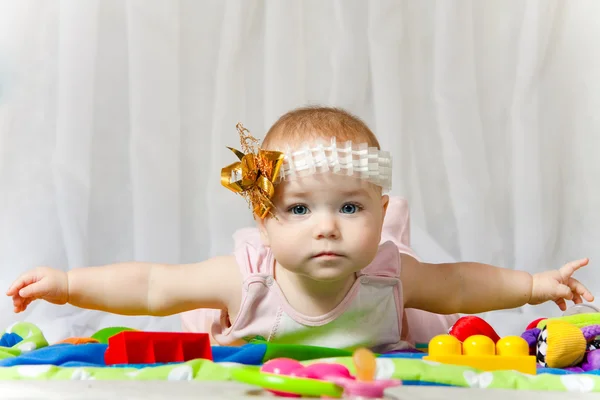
[340,203,360,214]
[289,205,309,215]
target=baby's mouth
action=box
[312,252,344,258]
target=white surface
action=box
[1,1,599,342]
[0,381,268,400]
[0,381,597,400]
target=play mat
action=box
[2,315,600,394]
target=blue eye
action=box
[290,205,309,215]
[340,203,360,214]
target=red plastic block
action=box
[104,331,213,365]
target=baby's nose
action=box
[313,214,340,239]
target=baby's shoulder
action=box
[232,227,273,276]
[360,241,404,277]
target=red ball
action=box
[526,318,547,330]
[449,315,501,343]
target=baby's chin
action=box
[299,264,362,283]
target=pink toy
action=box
[258,348,401,398]
[262,358,304,376]
[297,363,353,380]
[261,359,304,397]
[330,376,400,398]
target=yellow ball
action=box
[428,334,462,356]
[496,336,530,357]
[462,335,495,356]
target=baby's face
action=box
[258,172,388,282]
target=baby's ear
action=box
[381,194,390,218]
[256,216,271,247]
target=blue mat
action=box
[0,340,595,379]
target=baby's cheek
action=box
[267,228,306,263]
[356,225,383,258]
[272,226,303,245]
[360,241,380,263]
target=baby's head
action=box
[255,106,391,282]
[261,106,381,152]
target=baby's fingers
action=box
[12,296,33,313]
[559,258,589,279]
[568,278,594,302]
[554,283,574,301]
[555,298,568,311]
[17,280,48,299]
[6,272,41,296]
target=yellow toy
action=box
[521,315,600,369]
[424,334,537,375]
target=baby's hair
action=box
[262,106,380,151]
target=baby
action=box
[7,106,594,352]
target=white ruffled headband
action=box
[221,123,392,218]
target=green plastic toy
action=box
[91,326,136,344]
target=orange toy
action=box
[56,337,99,345]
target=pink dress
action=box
[181,197,459,350]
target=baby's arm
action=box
[401,254,593,314]
[7,256,241,316]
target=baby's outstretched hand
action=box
[6,267,68,313]
[530,258,594,311]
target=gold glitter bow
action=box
[221,123,285,219]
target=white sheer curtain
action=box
[1,0,599,342]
